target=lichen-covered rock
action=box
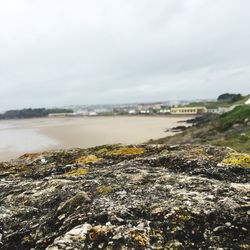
[221,152,250,168]
[0,144,249,249]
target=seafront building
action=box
[48,113,74,117]
[170,106,207,115]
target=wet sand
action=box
[0,116,193,161]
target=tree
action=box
[217,93,242,102]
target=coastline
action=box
[0,115,195,161]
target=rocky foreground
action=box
[0,144,249,249]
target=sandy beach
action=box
[0,116,193,161]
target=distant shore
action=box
[0,113,197,121]
[0,115,195,161]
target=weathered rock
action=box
[0,144,249,249]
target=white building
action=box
[245,97,250,105]
[171,106,207,115]
[88,111,97,116]
[128,110,137,114]
[48,113,73,117]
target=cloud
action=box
[0,0,249,110]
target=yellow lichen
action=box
[165,240,183,250]
[96,148,109,154]
[106,147,144,156]
[64,168,88,176]
[190,147,204,155]
[75,155,102,164]
[88,226,107,241]
[130,230,148,247]
[150,228,163,238]
[240,244,250,249]
[0,164,29,174]
[22,235,30,242]
[174,211,191,222]
[170,211,191,234]
[96,186,113,195]
[221,152,250,168]
[19,165,29,172]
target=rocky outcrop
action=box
[0,144,249,249]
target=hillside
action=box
[154,105,250,153]
[187,94,250,109]
[0,144,249,249]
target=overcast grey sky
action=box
[0,0,250,110]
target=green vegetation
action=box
[0,108,73,119]
[217,93,243,102]
[187,93,249,109]
[151,98,250,153]
[187,101,230,109]
[199,105,250,152]
[209,130,250,153]
[212,105,250,132]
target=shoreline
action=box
[0,113,197,121]
[0,116,195,161]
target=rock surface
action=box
[0,144,249,249]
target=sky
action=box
[0,0,250,110]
